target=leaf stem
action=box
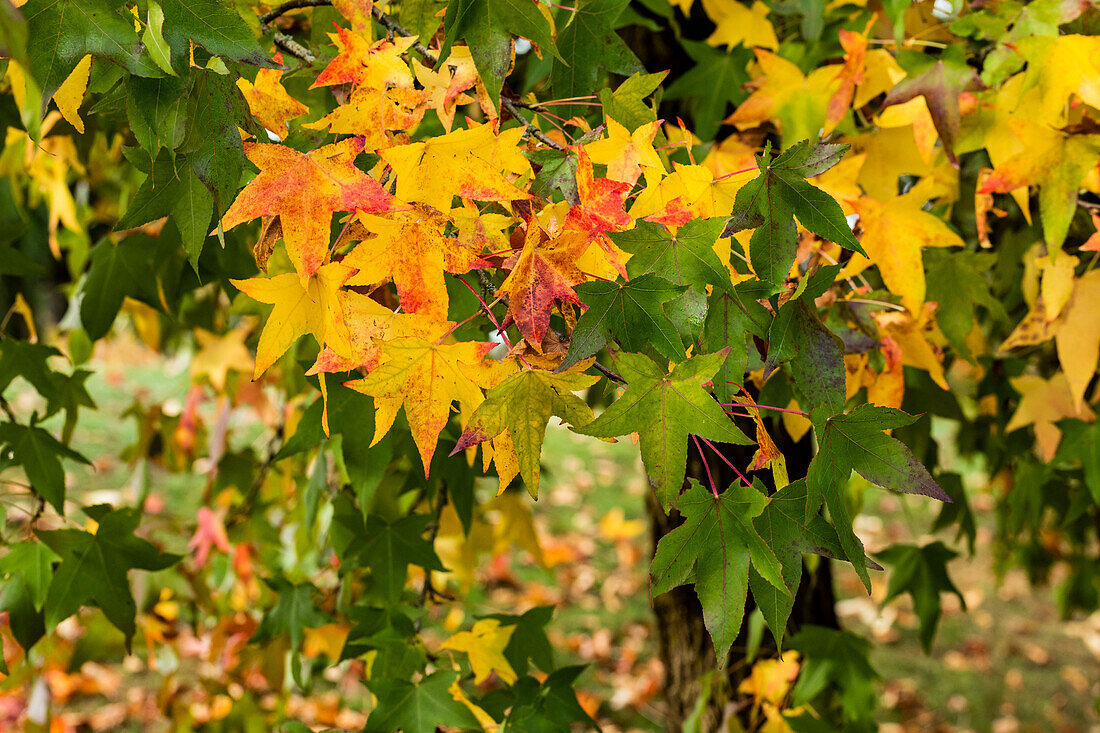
[691,435,720,498]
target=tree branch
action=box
[258,0,332,63]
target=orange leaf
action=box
[498,223,588,344]
[311,28,416,90]
[189,507,231,569]
[236,52,308,139]
[221,137,394,280]
[563,149,633,277]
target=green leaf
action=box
[142,2,176,77]
[556,273,686,372]
[573,351,752,504]
[252,576,328,651]
[116,148,214,269]
[365,670,479,733]
[598,71,666,131]
[806,405,950,591]
[452,369,597,498]
[441,0,559,107]
[748,480,879,648]
[125,74,188,154]
[353,514,446,602]
[81,234,172,341]
[878,541,965,652]
[788,625,879,727]
[550,0,643,119]
[23,0,161,110]
[483,605,555,675]
[651,479,787,665]
[0,422,90,513]
[0,578,45,652]
[727,143,864,287]
[702,282,774,404]
[502,666,597,730]
[0,340,64,406]
[0,540,59,610]
[38,506,179,646]
[527,148,579,204]
[925,250,1008,361]
[619,218,731,291]
[161,0,278,73]
[766,296,845,417]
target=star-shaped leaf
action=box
[221,137,394,280]
[651,479,787,665]
[236,52,309,139]
[345,338,493,472]
[252,576,328,651]
[573,351,752,504]
[453,368,597,497]
[550,0,642,119]
[0,422,90,514]
[556,273,686,372]
[161,0,278,72]
[231,262,357,379]
[806,405,950,591]
[619,218,731,290]
[498,224,588,344]
[881,55,982,165]
[365,671,479,733]
[878,542,965,652]
[441,618,518,684]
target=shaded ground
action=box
[2,332,1098,731]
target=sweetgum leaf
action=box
[556,274,686,372]
[807,405,950,591]
[365,671,479,733]
[651,479,787,665]
[550,0,643,119]
[878,541,965,652]
[573,351,751,504]
[162,0,279,73]
[618,218,731,290]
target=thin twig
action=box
[415,483,452,631]
[257,0,330,63]
[592,361,626,385]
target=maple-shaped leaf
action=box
[440,0,560,108]
[312,29,417,90]
[498,224,588,344]
[350,513,447,601]
[188,506,231,569]
[977,118,1100,250]
[633,162,744,224]
[482,605,555,675]
[723,49,839,145]
[726,141,863,287]
[704,0,778,51]
[23,0,161,110]
[663,41,752,140]
[303,84,428,152]
[556,273,686,372]
[1006,373,1095,462]
[651,479,787,665]
[0,421,90,514]
[365,671,480,733]
[345,338,493,472]
[236,52,309,139]
[881,52,982,166]
[563,150,635,277]
[38,506,179,648]
[878,541,965,652]
[619,218,731,290]
[573,351,752,504]
[343,208,488,321]
[161,0,278,72]
[750,479,879,648]
[701,282,772,404]
[190,327,253,392]
[549,0,642,119]
[452,368,597,497]
[230,262,357,379]
[441,618,518,684]
[806,405,950,591]
[925,250,1007,362]
[221,137,394,281]
[825,27,868,134]
[1013,34,1100,126]
[766,290,845,418]
[412,50,481,132]
[847,192,964,314]
[382,123,532,212]
[586,118,663,185]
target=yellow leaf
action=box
[237,52,309,140]
[303,623,351,660]
[739,651,800,706]
[1006,373,1095,462]
[585,118,663,185]
[230,262,357,379]
[724,50,838,145]
[1055,270,1100,410]
[441,619,518,685]
[412,49,482,132]
[1037,253,1078,323]
[381,122,532,212]
[1014,34,1100,127]
[874,307,948,390]
[632,162,742,221]
[702,0,778,51]
[345,337,492,471]
[191,326,254,392]
[54,55,91,134]
[852,192,964,315]
[491,492,545,565]
[449,678,499,730]
[598,507,646,541]
[997,299,1060,353]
